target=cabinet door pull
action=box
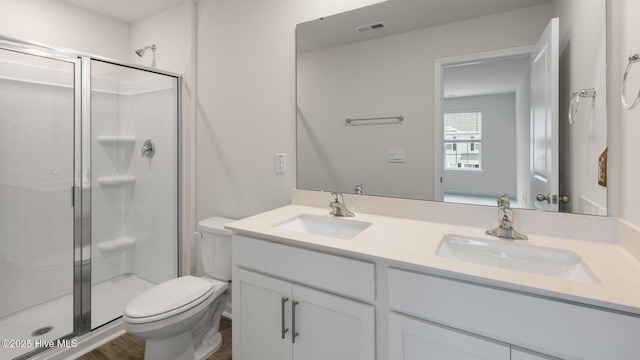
[292,300,300,343]
[281,297,289,339]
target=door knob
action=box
[536,194,570,204]
[535,193,550,203]
[558,195,570,203]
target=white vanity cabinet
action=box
[389,312,559,360]
[230,231,640,360]
[387,268,640,360]
[389,312,511,360]
[232,235,376,360]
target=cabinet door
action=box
[233,268,293,360]
[389,313,510,360]
[292,285,375,360]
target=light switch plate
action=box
[388,149,405,163]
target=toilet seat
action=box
[124,276,216,324]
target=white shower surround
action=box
[0,57,179,335]
[0,58,75,319]
[91,70,178,287]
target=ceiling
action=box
[297,0,552,52]
[444,56,530,98]
[60,0,191,22]
[295,0,547,97]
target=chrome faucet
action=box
[485,194,528,240]
[329,192,355,217]
[354,184,364,195]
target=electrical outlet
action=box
[275,153,286,174]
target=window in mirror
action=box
[444,111,482,171]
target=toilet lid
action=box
[125,276,214,319]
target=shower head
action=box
[135,44,156,57]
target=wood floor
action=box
[77,317,232,360]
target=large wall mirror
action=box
[296,0,607,216]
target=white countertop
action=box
[227,204,640,316]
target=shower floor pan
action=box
[0,274,155,360]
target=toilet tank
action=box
[197,217,234,281]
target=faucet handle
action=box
[497,193,510,208]
[499,206,512,221]
[329,192,355,217]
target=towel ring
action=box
[568,88,596,125]
[621,53,640,110]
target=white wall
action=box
[0,0,130,61]
[555,0,607,215]
[195,0,385,225]
[297,31,435,200]
[444,94,517,197]
[611,0,640,226]
[130,2,194,71]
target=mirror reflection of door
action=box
[441,54,530,208]
[440,18,559,211]
[530,18,559,211]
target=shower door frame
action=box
[0,36,183,359]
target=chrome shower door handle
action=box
[281,297,289,339]
[292,300,300,344]
[141,139,156,158]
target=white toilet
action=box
[123,217,234,360]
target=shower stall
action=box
[0,38,181,360]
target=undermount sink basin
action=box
[436,235,598,284]
[275,214,371,240]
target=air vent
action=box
[356,22,386,33]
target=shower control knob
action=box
[141,139,156,159]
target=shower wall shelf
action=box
[96,175,136,187]
[98,237,136,253]
[96,135,136,145]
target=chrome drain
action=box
[31,326,53,337]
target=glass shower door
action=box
[90,60,179,328]
[0,48,76,359]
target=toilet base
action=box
[144,331,222,360]
[195,332,222,360]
